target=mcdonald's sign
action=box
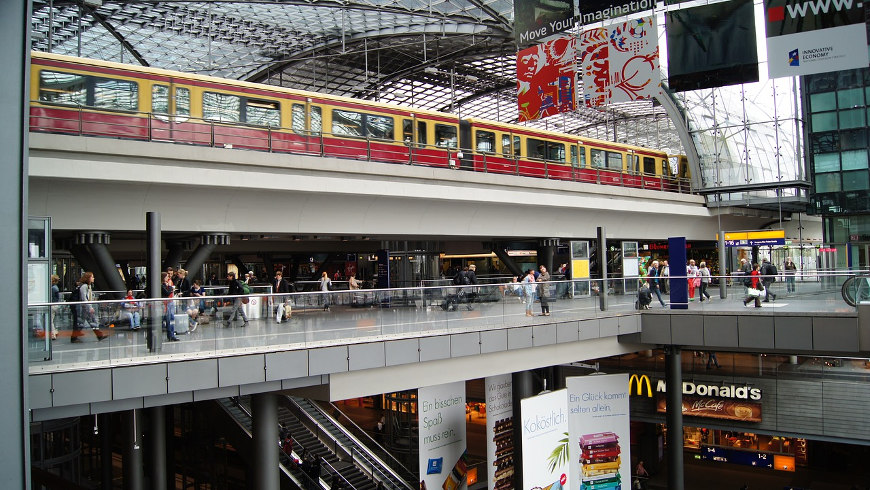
[629,374,653,397]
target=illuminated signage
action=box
[720,230,786,247]
[656,380,761,401]
[629,374,653,397]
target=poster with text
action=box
[580,16,660,107]
[765,0,868,78]
[486,375,514,490]
[513,0,575,47]
[419,382,468,490]
[520,389,570,490]
[517,36,576,122]
[566,374,630,490]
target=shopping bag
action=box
[747,287,761,297]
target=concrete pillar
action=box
[0,2,29,486]
[163,241,186,271]
[252,393,280,490]
[537,238,559,274]
[718,229,727,299]
[149,406,167,490]
[511,371,536,490]
[597,227,607,311]
[147,213,162,353]
[183,236,222,281]
[665,346,684,490]
[123,409,144,490]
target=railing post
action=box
[147,112,152,142]
[78,105,83,135]
[544,160,549,179]
[268,126,272,153]
[367,136,372,161]
[210,122,215,148]
[319,131,325,157]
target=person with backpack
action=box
[226,271,249,327]
[71,272,108,343]
[319,271,333,311]
[760,257,777,302]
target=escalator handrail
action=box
[286,396,415,490]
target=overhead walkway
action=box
[26,275,870,422]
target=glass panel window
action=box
[814,153,840,173]
[292,104,306,133]
[203,92,241,122]
[843,170,869,191]
[403,120,413,143]
[152,85,169,114]
[476,131,495,152]
[590,148,605,168]
[841,149,868,170]
[93,78,138,110]
[417,121,427,145]
[513,136,521,156]
[39,70,87,105]
[815,172,841,192]
[176,87,190,118]
[606,151,623,170]
[811,132,838,153]
[435,124,457,148]
[527,138,546,159]
[366,115,394,140]
[643,156,656,174]
[311,106,322,135]
[839,108,865,129]
[838,87,864,108]
[502,135,513,156]
[839,129,865,150]
[810,92,836,112]
[811,111,837,131]
[332,109,363,136]
[578,146,586,167]
[547,142,565,162]
[570,145,578,165]
[246,99,280,127]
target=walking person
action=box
[50,274,60,340]
[706,351,720,369]
[522,269,536,317]
[743,263,763,308]
[319,271,332,311]
[659,260,669,294]
[646,260,667,307]
[686,259,699,301]
[226,271,249,327]
[760,257,777,302]
[537,265,551,316]
[698,261,712,302]
[783,257,797,293]
[162,271,181,341]
[71,272,108,343]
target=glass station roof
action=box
[30,0,808,210]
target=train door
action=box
[458,119,473,169]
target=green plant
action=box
[547,432,570,473]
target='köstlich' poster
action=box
[520,389,570,490]
[566,374,630,490]
[419,382,468,490]
[485,375,514,490]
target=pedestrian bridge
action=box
[27,277,870,421]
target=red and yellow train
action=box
[29,51,690,192]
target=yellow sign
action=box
[718,230,785,241]
[629,374,653,397]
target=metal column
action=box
[147,212,162,352]
[718,230,728,299]
[252,393,279,490]
[0,1,29,486]
[597,226,607,311]
[184,233,229,281]
[665,346,684,490]
[511,370,536,490]
[124,409,144,490]
[150,406,167,490]
[100,413,112,490]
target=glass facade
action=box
[806,68,870,217]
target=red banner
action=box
[516,36,576,122]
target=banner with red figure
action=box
[516,36,576,122]
[579,16,660,107]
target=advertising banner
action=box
[517,36,576,122]
[580,17,660,107]
[765,0,869,78]
[520,389,570,490]
[419,382,468,490]
[578,0,654,26]
[566,374,630,490]
[513,0,575,46]
[485,375,514,490]
[656,396,763,422]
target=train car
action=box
[29,51,687,192]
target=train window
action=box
[606,151,622,170]
[662,160,670,176]
[152,85,169,114]
[39,71,87,106]
[547,142,565,162]
[513,136,521,156]
[176,87,190,119]
[311,106,322,135]
[417,121,427,145]
[643,156,656,174]
[435,124,457,148]
[570,146,578,166]
[246,99,280,127]
[591,149,605,168]
[203,92,241,123]
[403,120,413,143]
[367,115,394,140]
[578,146,586,167]
[476,131,495,152]
[94,78,138,111]
[332,109,363,136]
[527,138,546,160]
[292,104,306,133]
[502,135,512,156]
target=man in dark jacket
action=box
[226,272,249,327]
[760,257,777,302]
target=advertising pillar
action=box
[486,375,514,490]
[419,382,468,490]
[520,389,570,490]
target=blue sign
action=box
[700,445,774,469]
[724,238,785,247]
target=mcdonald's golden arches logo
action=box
[629,374,653,397]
